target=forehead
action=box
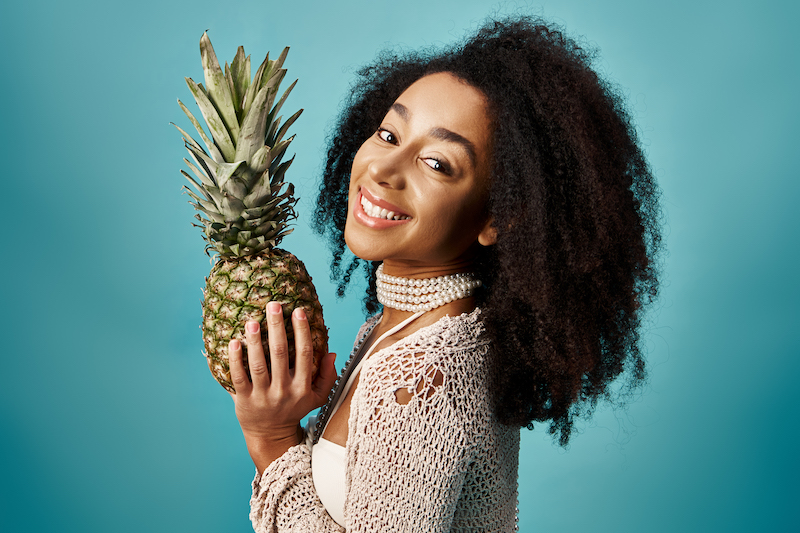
[391,72,493,154]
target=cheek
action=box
[442,194,489,243]
[350,140,371,177]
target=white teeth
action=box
[360,194,410,220]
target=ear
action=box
[477,218,498,246]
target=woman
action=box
[229,16,661,532]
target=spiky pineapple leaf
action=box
[269,108,303,147]
[243,175,295,210]
[229,46,250,118]
[182,158,216,189]
[171,121,204,154]
[236,230,254,245]
[234,83,272,163]
[271,47,290,73]
[242,51,269,119]
[203,186,225,209]
[200,32,240,144]
[184,186,220,214]
[184,153,232,213]
[224,63,238,117]
[185,77,236,162]
[185,143,221,186]
[220,194,246,220]
[184,181,225,213]
[248,146,271,182]
[189,201,225,223]
[266,79,297,135]
[241,196,282,219]
[242,171,271,209]
[268,136,294,182]
[214,160,245,193]
[263,69,286,116]
[174,105,224,164]
[180,170,213,201]
[270,156,295,187]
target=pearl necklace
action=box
[375,263,482,312]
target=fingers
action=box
[245,319,270,387]
[266,301,290,386]
[312,352,338,406]
[228,338,252,395]
[291,307,315,386]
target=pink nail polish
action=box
[246,321,259,333]
[268,301,282,314]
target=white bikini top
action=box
[310,311,425,527]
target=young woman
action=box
[228,16,661,532]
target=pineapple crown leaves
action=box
[173,31,303,259]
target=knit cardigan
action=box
[249,309,520,532]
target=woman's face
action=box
[344,72,495,273]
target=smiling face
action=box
[344,72,496,275]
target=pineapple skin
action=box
[202,248,327,392]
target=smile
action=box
[360,194,411,220]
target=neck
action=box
[379,258,476,279]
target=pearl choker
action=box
[375,263,482,312]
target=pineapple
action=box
[174,32,327,392]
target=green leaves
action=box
[175,33,303,258]
[234,83,271,163]
[200,32,240,145]
[184,76,236,162]
[227,46,250,120]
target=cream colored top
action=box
[311,437,346,525]
[250,309,520,532]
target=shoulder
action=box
[412,308,489,375]
[369,308,487,368]
[364,308,490,412]
[404,307,486,353]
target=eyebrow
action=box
[390,103,477,167]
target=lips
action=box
[360,194,411,220]
[353,188,412,228]
[359,188,410,219]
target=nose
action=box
[367,147,408,189]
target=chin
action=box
[344,240,380,263]
[344,222,374,262]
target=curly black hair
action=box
[313,16,662,445]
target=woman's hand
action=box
[229,300,337,472]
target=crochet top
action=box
[249,308,521,532]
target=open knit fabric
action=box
[250,309,521,532]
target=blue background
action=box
[1,0,797,531]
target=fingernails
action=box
[246,321,259,333]
[267,301,282,315]
[230,339,241,350]
[294,307,306,320]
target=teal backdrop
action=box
[1,0,797,531]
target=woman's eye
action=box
[423,157,450,174]
[377,128,396,144]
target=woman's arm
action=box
[230,301,347,531]
[228,301,336,473]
